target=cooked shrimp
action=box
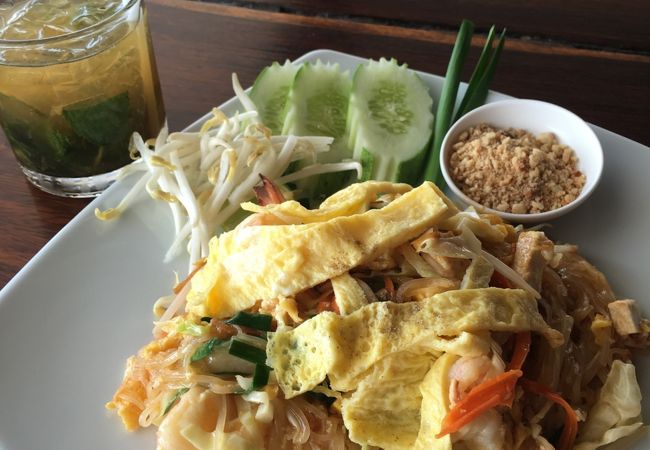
[236,212,287,228]
[452,409,506,450]
[448,352,505,404]
[447,350,508,448]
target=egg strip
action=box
[187,181,455,318]
[267,287,563,398]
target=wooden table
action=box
[1,0,648,288]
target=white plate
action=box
[0,49,648,450]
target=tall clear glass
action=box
[0,0,165,197]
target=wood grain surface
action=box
[0,0,648,288]
[234,0,650,52]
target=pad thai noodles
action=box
[108,178,649,450]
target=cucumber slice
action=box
[249,60,299,135]
[347,58,434,184]
[282,60,351,147]
[282,60,353,203]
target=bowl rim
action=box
[439,98,604,223]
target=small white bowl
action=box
[440,99,603,223]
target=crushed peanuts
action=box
[449,124,586,214]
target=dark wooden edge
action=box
[161,0,650,64]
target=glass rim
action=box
[0,0,139,46]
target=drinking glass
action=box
[0,0,165,197]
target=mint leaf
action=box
[47,127,73,160]
[62,92,130,145]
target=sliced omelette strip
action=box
[331,272,368,315]
[267,288,563,398]
[240,180,414,223]
[415,353,458,450]
[187,181,455,318]
[341,351,434,450]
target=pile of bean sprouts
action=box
[96,74,362,273]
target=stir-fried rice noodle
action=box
[106,81,648,448]
[395,276,459,302]
[107,183,650,450]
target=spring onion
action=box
[454,27,506,121]
[423,20,507,186]
[162,387,190,415]
[228,338,268,365]
[454,25,495,120]
[424,19,474,185]
[226,311,273,331]
[191,337,227,362]
[251,364,270,390]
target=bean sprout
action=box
[96,74,361,274]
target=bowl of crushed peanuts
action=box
[439,99,603,223]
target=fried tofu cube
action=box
[608,299,641,336]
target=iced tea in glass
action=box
[0,0,164,197]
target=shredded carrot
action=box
[509,331,531,371]
[436,369,522,438]
[520,379,578,450]
[173,258,207,294]
[384,276,395,301]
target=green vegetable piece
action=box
[225,311,273,331]
[47,127,73,160]
[282,60,354,203]
[454,26,497,120]
[162,387,190,415]
[423,19,474,186]
[367,80,413,134]
[360,149,375,182]
[0,93,54,172]
[177,319,209,337]
[347,58,434,184]
[250,61,299,135]
[282,60,351,142]
[306,90,348,137]
[454,28,506,121]
[228,339,267,365]
[191,337,227,362]
[63,91,130,146]
[251,364,270,390]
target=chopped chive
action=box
[191,337,227,362]
[225,311,273,331]
[251,364,270,390]
[228,338,267,365]
[424,19,475,186]
[162,387,190,415]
